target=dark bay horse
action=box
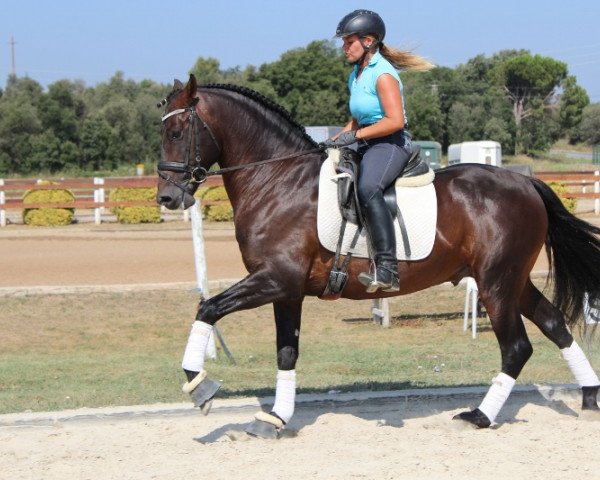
[157,74,600,438]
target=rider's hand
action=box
[319,130,358,148]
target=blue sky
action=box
[1,0,600,101]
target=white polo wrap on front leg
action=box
[478,372,516,423]
[181,321,213,372]
[271,369,296,424]
[561,341,600,387]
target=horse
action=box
[156,74,600,438]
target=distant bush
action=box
[548,181,577,213]
[22,183,75,226]
[109,187,161,224]
[197,186,233,221]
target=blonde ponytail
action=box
[380,43,435,71]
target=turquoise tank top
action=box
[348,51,407,126]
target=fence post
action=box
[190,201,217,360]
[372,298,390,327]
[595,171,599,216]
[93,177,105,225]
[0,179,5,227]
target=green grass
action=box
[1,283,598,415]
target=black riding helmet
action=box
[335,9,386,43]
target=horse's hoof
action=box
[452,408,492,428]
[189,377,221,412]
[200,399,213,416]
[245,419,280,439]
[581,385,599,410]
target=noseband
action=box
[157,103,220,191]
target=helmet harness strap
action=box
[354,37,380,67]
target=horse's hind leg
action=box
[246,299,302,439]
[454,298,532,428]
[520,279,600,411]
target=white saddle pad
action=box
[317,152,437,261]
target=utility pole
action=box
[10,36,16,78]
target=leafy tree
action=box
[80,114,114,170]
[491,53,567,152]
[404,86,443,142]
[559,75,590,143]
[257,40,349,124]
[189,57,223,84]
[580,104,600,144]
[0,77,44,175]
[39,80,85,142]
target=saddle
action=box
[325,146,430,297]
[335,145,426,226]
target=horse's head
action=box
[156,74,221,210]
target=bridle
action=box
[157,100,221,192]
[157,99,325,194]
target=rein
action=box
[158,103,325,189]
[195,147,325,182]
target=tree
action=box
[80,114,114,170]
[189,57,223,84]
[0,77,44,175]
[491,53,567,152]
[580,104,600,145]
[256,40,349,124]
[559,76,590,143]
[39,80,86,146]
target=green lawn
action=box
[2,283,598,414]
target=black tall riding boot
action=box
[357,192,400,293]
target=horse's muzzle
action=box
[157,186,196,210]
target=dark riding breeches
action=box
[357,129,412,205]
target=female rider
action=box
[322,9,433,293]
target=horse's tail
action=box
[530,177,600,326]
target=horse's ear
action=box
[186,74,197,97]
[173,79,183,90]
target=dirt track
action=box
[1,219,600,479]
[2,387,599,480]
[0,222,247,289]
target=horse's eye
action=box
[170,130,182,141]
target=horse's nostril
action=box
[158,195,172,205]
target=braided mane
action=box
[199,83,319,147]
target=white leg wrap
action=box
[561,341,600,387]
[181,321,213,372]
[272,369,296,424]
[478,372,516,423]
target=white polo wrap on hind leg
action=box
[181,321,213,372]
[272,369,296,424]
[478,372,516,423]
[561,341,600,387]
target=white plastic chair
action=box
[463,277,478,339]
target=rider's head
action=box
[335,9,385,65]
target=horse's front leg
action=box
[181,270,291,413]
[246,299,302,439]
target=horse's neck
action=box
[220,143,320,213]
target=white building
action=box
[448,141,502,167]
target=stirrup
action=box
[358,271,399,293]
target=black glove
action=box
[319,130,358,148]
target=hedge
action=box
[22,183,75,226]
[547,181,577,214]
[197,186,233,221]
[109,187,161,224]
